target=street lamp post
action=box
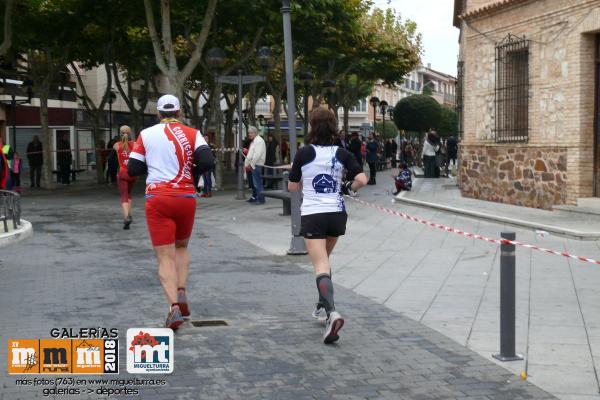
[281,0,307,255]
[322,79,336,110]
[0,78,33,148]
[205,46,273,200]
[379,100,388,137]
[299,72,313,137]
[370,96,379,134]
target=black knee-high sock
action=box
[317,270,332,306]
[316,274,335,314]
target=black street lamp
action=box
[387,106,394,121]
[322,79,336,110]
[0,78,33,148]
[108,91,117,140]
[379,100,388,136]
[299,72,313,136]
[369,96,380,133]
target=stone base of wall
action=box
[458,145,567,209]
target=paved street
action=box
[200,176,600,400]
[0,187,556,399]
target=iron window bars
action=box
[495,34,530,143]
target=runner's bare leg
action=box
[305,239,331,276]
[175,239,190,289]
[154,244,177,304]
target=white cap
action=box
[157,94,180,112]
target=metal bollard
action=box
[493,232,523,362]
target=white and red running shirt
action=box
[130,121,207,196]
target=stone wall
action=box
[457,0,600,207]
[459,145,567,209]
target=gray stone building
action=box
[454,0,600,208]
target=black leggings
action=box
[368,162,377,181]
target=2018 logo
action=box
[126,329,173,374]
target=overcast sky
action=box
[372,0,460,76]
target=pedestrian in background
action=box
[422,131,440,178]
[287,107,368,344]
[26,135,43,188]
[446,135,458,175]
[113,125,137,229]
[106,138,118,184]
[0,145,7,189]
[366,132,379,185]
[244,126,266,204]
[334,130,349,150]
[392,162,412,195]
[1,137,14,190]
[349,132,362,166]
[200,134,215,197]
[57,133,72,185]
[264,132,278,189]
[10,152,22,193]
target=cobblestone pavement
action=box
[1,188,556,399]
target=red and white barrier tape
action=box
[25,147,241,155]
[346,196,600,266]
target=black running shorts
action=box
[300,212,348,239]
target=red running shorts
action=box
[145,196,196,246]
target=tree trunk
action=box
[38,94,55,190]
[91,119,105,184]
[343,106,349,134]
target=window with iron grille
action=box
[495,35,530,142]
[456,61,464,139]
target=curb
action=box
[0,220,34,248]
[394,196,600,241]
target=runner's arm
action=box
[127,135,147,176]
[337,148,367,191]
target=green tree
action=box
[393,94,441,134]
[438,105,457,137]
[375,120,399,139]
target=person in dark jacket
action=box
[264,133,278,189]
[106,138,118,184]
[446,135,458,174]
[57,133,72,185]
[334,130,349,150]
[26,135,43,188]
[348,132,362,166]
[390,138,398,168]
[366,132,379,185]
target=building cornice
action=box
[459,0,532,23]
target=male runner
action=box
[128,94,214,329]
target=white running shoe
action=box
[312,303,327,321]
[323,311,344,344]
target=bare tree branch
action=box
[160,0,176,75]
[143,0,168,75]
[178,0,219,84]
[70,61,93,112]
[0,0,14,56]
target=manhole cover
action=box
[190,320,229,328]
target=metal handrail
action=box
[0,190,21,233]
